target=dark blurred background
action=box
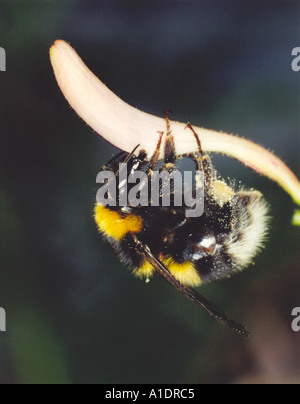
[0,0,299,384]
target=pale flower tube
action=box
[50,40,300,224]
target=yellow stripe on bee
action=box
[164,258,202,287]
[94,204,143,241]
[133,257,202,287]
[133,260,156,281]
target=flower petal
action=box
[292,210,300,226]
[50,40,300,211]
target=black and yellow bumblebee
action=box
[94,111,269,336]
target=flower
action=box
[50,40,300,225]
[292,210,300,226]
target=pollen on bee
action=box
[94,204,143,241]
[211,180,235,206]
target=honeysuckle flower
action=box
[50,40,300,225]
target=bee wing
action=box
[134,236,249,337]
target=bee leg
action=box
[133,235,249,338]
[163,109,177,168]
[185,123,214,189]
[148,131,164,172]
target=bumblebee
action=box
[94,112,269,336]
